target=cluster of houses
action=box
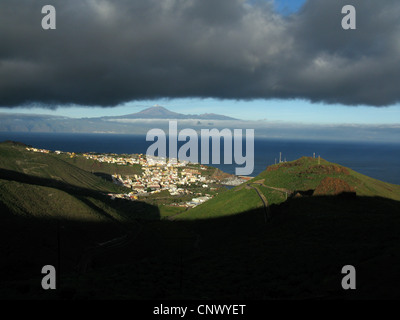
[79,153,214,197]
[83,153,194,169]
[103,156,218,207]
[179,195,212,208]
[82,153,142,165]
[111,166,214,194]
[27,147,77,158]
[26,147,50,154]
[107,191,212,208]
[26,147,218,208]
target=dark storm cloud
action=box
[0,0,399,107]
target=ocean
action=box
[1,132,400,185]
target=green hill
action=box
[254,156,400,199]
[176,156,400,220]
[0,141,127,193]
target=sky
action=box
[3,98,400,126]
[1,0,400,126]
[273,0,306,15]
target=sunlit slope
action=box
[177,156,400,220]
[180,187,263,220]
[254,157,400,200]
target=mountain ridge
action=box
[102,106,238,120]
[0,106,238,133]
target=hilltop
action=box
[176,156,400,220]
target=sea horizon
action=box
[1,131,399,185]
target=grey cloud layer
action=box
[1,0,399,107]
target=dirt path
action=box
[252,182,292,195]
[247,183,270,222]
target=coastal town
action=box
[26,147,246,208]
[106,156,216,207]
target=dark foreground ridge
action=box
[0,142,400,299]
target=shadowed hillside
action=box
[1,142,400,299]
[0,141,159,298]
[2,195,399,300]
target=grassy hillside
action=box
[177,156,400,220]
[255,156,400,200]
[0,142,127,193]
[58,153,142,177]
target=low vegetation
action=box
[1,142,399,299]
